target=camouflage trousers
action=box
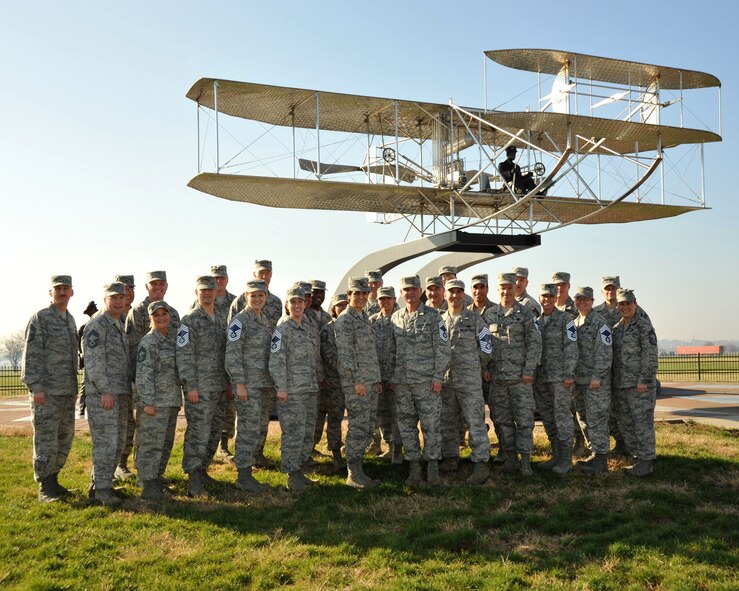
[343,383,379,462]
[377,381,399,445]
[256,388,276,455]
[482,378,505,452]
[614,386,656,460]
[533,380,576,446]
[222,397,236,439]
[234,388,267,470]
[573,382,611,455]
[489,380,535,454]
[441,385,490,463]
[608,386,624,443]
[136,406,179,481]
[182,390,226,474]
[31,394,76,481]
[395,383,442,462]
[122,389,137,458]
[277,390,318,474]
[87,392,131,490]
[314,379,345,452]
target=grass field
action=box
[0,423,737,590]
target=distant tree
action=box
[1,331,25,370]
[703,341,715,346]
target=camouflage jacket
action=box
[83,312,131,396]
[441,307,492,389]
[320,319,341,386]
[225,309,275,389]
[125,297,180,379]
[229,291,283,327]
[612,314,659,388]
[556,297,577,318]
[517,290,542,318]
[335,307,381,387]
[21,305,78,396]
[390,304,450,385]
[486,301,542,381]
[573,310,613,384]
[192,291,236,330]
[176,305,227,393]
[594,302,621,328]
[370,311,396,383]
[136,330,182,407]
[536,308,579,383]
[269,316,321,394]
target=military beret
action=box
[104,282,126,297]
[539,283,557,296]
[83,301,98,316]
[286,286,305,301]
[497,272,517,285]
[246,279,267,293]
[254,260,272,271]
[426,276,443,289]
[617,288,636,303]
[438,265,457,276]
[147,300,170,315]
[211,265,228,277]
[365,270,383,282]
[446,279,465,291]
[114,274,135,288]
[471,273,488,287]
[311,279,327,291]
[400,275,421,289]
[51,275,72,288]
[574,286,594,299]
[552,271,570,284]
[331,293,349,307]
[512,266,529,278]
[378,286,396,298]
[147,270,167,283]
[347,277,371,293]
[196,275,216,290]
[602,276,621,289]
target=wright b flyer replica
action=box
[186,49,722,285]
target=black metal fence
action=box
[657,353,739,382]
[0,368,83,397]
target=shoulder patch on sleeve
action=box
[137,347,146,363]
[176,325,190,347]
[86,329,100,349]
[566,320,578,342]
[270,329,282,353]
[648,328,657,346]
[533,317,541,333]
[228,318,243,342]
[599,324,612,346]
[438,319,449,343]
[478,326,493,354]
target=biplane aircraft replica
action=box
[186,49,722,285]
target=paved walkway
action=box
[2,383,738,431]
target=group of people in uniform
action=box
[21,259,659,505]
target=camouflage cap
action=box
[254,260,272,271]
[83,301,98,316]
[552,271,570,284]
[286,286,305,301]
[602,275,621,289]
[147,300,170,315]
[347,277,371,293]
[196,275,216,290]
[147,270,167,283]
[512,266,529,278]
[297,281,312,296]
[497,272,517,286]
[51,275,72,287]
[446,279,465,291]
[378,286,396,298]
[103,282,126,297]
[539,283,557,296]
[400,275,421,289]
[311,279,327,291]
[426,276,443,289]
[574,286,594,299]
[331,293,349,306]
[365,270,383,282]
[438,265,457,276]
[211,265,228,277]
[245,279,267,293]
[616,288,636,303]
[114,275,135,288]
[471,273,488,287]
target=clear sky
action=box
[1,1,736,341]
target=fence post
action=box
[697,353,701,381]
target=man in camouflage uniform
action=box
[315,294,348,469]
[177,275,228,497]
[552,272,576,317]
[22,275,79,502]
[613,288,659,477]
[309,279,334,456]
[83,282,131,506]
[224,279,273,493]
[114,274,137,480]
[335,277,382,489]
[425,276,447,311]
[513,267,542,318]
[269,287,322,492]
[364,270,384,317]
[533,284,579,475]
[125,271,180,480]
[390,275,451,486]
[439,265,473,307]
[370,286,401,464]
[440,280,492,484]
[573,286,613,474]
[486,272,542,476]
